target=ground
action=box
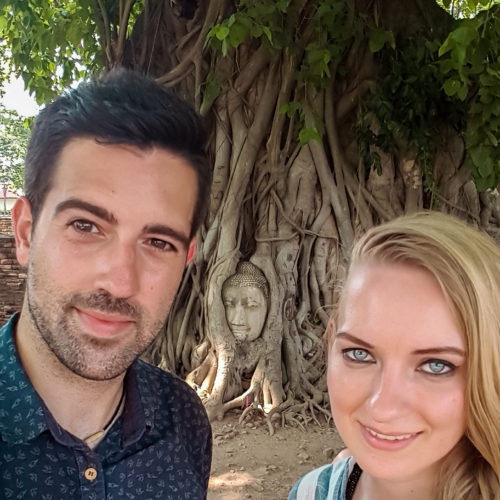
[208,410,345,499]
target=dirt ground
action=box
[208,410,345,500]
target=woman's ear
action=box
[12,197,33,267]
[326,316,335,351]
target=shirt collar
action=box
[0,314,153,448]
[120,360,151,447]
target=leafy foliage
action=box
[1,0,499,191]
[436,0,499,18]
[439,5,500,189]
[356,38,467,195]
[206,0,292,55]
[0,0,103,104]
[0,104,30,191]
[355,2,500,191]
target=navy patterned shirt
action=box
[0,315,212,499]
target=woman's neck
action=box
[353,468,437,500]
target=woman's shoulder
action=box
[288,456,354,500]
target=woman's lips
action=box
[360,423,421,451]
[76,308,134,338]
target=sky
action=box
[1,75,39,117]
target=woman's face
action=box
[223,285,267,343]
[328,262,466,484]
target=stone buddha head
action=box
[222,262,269,343]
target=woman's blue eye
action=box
[421,359,454,375]
[343,348,372,362]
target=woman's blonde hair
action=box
[345,211,500,499]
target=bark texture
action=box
[96,0,500,425]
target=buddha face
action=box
[222,285,268,343]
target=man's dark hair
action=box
[24,69,211,238]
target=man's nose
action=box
[94,242,139,299]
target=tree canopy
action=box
[0,103,29,192]
[1,0,499,191]
[1,0,499,424]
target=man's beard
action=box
[26,262,165,381]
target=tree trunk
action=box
[112,0,500,425]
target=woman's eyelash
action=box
[419,359,456,376]
[342,348,374,363]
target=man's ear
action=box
[12,197,33,267]
[186,238,196,265]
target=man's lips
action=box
[75,308,135,338]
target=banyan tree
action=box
[2,0,499,425]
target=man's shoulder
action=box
[134,359,208,422]
[134,358,195,395]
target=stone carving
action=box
[222,261,269,344]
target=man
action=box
[0,70,212,498]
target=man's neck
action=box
[14,308,126,441]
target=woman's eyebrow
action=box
[412,346,466,357]
[335,332,374,349]
[336,332,465,357]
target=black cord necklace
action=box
[345,463,362,500]
[83,384,126,445]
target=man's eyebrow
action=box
[144,224,191,250]
[335,332,374,349]
[54,198,118,224]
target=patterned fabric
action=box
[0,315,212,499]
[288,457,355,500]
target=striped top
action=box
[288,457,356,500]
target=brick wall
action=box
[0,235,26,324]
[0,216,13,235]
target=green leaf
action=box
[228,21,248,48]
[215,25,230,41]
[451,25,477,47]
[485,129,498,147]
[262,26,272,44]
[299,127,321,146]
[439,34,454,57]
[201,79,220,114]
[443,78,461,96]
[469,145,494,177]
[457,82,468,100]
[369,28,395,53]
[279,101,300,117]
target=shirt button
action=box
[84,467,98,481]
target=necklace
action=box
[83,384,126,445]
[346,463,362,500]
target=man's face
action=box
[15,138,197,380]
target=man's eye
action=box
[148,238,174,251]
[71,220,98,233]
[342,348,374,363]
[420,359,455,376]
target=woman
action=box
[289,212,500,499]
